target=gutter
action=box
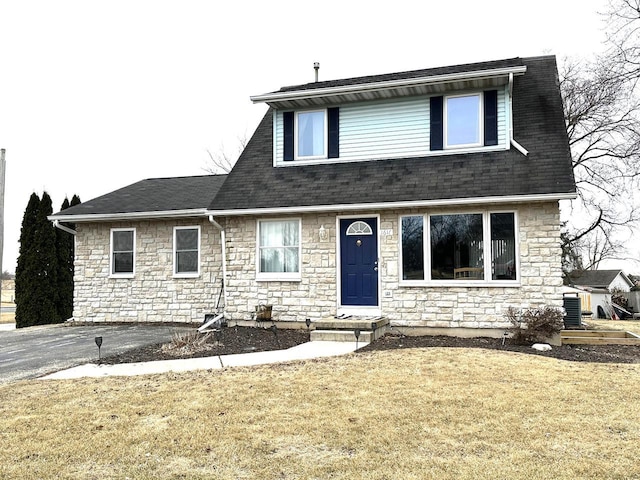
[207,192,578,217]
[48,208,209,223]
[208,215,228,319]
[509,72,529,156]
[53,220,77,235]
[251,65,528,104]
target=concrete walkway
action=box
[41,340,368,380]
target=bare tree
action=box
[560,52,640,273]
[606,0,640,83]
[204,134,248,174]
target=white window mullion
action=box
[483,212,491,281]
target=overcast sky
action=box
[2,0,630,274]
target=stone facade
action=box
[74,219,222,323]
[73,201,563,333]
[223,201,563,331]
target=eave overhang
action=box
[251,66,528,109]
[208,192,576,217]
[48,208,209,223]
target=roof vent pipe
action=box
[314,62,319,82]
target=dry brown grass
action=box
[587,318,640,335]
[1,348,639,479]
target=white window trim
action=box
[173,225,201,278]
[256,218,302,282]
[398,210,520,287]
[294,109,328,161]
[444,92,483,150]
[110,227,136,278]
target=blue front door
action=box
[340,218,378,306]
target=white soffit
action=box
[251,66,527,109]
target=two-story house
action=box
[51,55,576,337]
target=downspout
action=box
[208,215,227,317]
[509,72,529,156]
[53,220,77,236]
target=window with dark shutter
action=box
[328,107,339,158]
[283,111,294,161]
[484,90,498,146]
[430,96,443,151]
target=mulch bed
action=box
[100,326,311,364]
[100,326,640,365]
[359,334,640,364]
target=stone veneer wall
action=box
[74,218,222,323]
[223,201,563,330]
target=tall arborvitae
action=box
[15,193,41,328]
[33,192,59,325]
[55,195,80,321]
[56,198,74,321]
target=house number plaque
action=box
[380,229,393,236]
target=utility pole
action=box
[0,148,5,305]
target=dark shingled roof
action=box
[566,270,632,289]
[277,57,524,93]
[52,175,227,217]
[211,56,575,212]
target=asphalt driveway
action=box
[0,323,194,383]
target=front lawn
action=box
[1,348,639,479]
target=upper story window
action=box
[400,211,518,285]
[111,228,135,277]
[431,90,498,151]
[257,219,301,281]
[174,226,200,277]
[283,108,339,162]
[296,110,326,158]
[445,94,482,148]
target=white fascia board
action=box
[207,192,576,216]
[48,208,209,223]
[250,66,528,104]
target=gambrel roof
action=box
[210,56,575,214]
[51,56,576,220]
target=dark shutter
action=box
[328,107,339,158]
[430,96,443,151]
[283,111,294,161]
[484,90,498,146]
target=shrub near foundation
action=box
[506,306,564,344]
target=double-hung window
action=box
[283,108,339,162]
[430,90,498,150]
[111,228,135,277]
[257,219,301,281]
[400,212,518,284]
[174,226,200,277]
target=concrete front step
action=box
[310,316,388,343]
[310,329,375,343]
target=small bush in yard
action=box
[505,306,564,345]
[161,331,214,356]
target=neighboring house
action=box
[1,279,15,304]
[566,269,635,318]
[566,269,634,292]
[51,55,576,336]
